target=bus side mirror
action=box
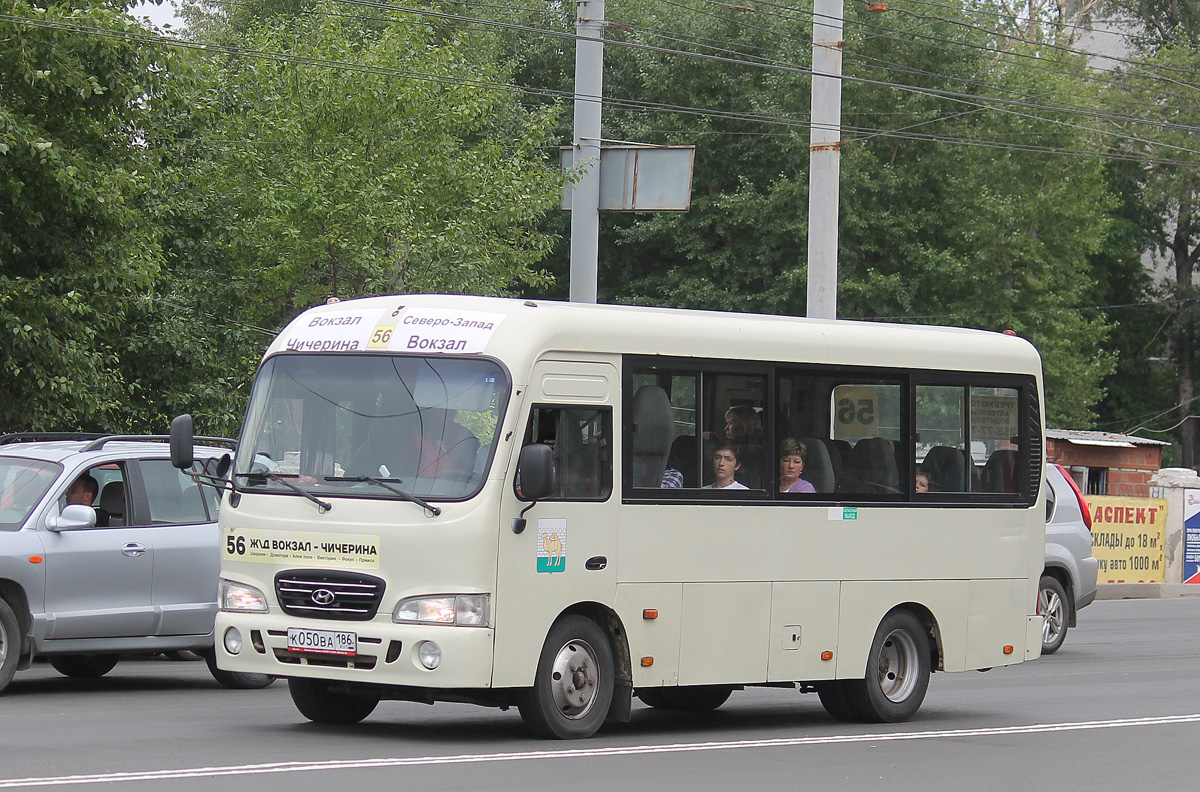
[512,444,554,534]
[170,414,195,470]
[517,444,554,501]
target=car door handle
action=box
[121,543,147,557]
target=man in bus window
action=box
[703,442,748,490]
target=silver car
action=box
[1041,463,1099,654]
[0,433,273,692]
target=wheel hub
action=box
[550,640,599,719]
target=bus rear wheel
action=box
[518,615,614,739]
[845,610,930,723]
[288,678,379,724]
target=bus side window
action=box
[518,407,612,501]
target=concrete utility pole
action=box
[569,0,605,304]
[806,0,844,320]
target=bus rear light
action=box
[1003,645,1014,655]
[641,657,654,667]
[821,651,834,661]
[643,609,658,620]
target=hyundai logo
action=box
[311,588,336,605]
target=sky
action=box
[128,0,181,31]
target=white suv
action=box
[1041,463,1099,654]
[0,433,273,692]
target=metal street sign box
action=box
[560,145,695,212]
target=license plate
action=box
[287,627,357,656]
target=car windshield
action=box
[0,457,63,531]
[235,354,509,501]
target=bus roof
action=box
[265,294,1043,378]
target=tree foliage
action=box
[497,0,1119,426]
[0,0,175,432]
[166,1,565,331]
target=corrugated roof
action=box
[1046,429,1170,447]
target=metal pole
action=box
[806,0,844,320]
[569,0,605,304]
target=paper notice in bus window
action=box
[833,386,878,438]
[389,307,505,355]
[970,394,1018,440]
[281,308,386,353]
[224,526,380,570]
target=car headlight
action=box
[393,594,489,627]
[220,579,269,612]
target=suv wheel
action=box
[0,599,20,693]
[204,649,276,689]
[1039,574,1069,655]
[49,654,120,678]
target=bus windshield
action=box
[235,354,509,501]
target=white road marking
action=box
[3,714,1200,788]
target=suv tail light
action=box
[1053,463,1092,530]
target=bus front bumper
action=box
[214,612,497,689]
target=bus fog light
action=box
[418,641,442,670]
[223,627,243,655]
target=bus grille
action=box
[274,570,386,621]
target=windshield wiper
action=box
[234,472,332,513]
[324,475,441,517]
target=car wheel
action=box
[844,610,931,723]
[288,678,379,724]
[48,654,120,679]
[1039,574,1069,655]
[203,649,276,689]
[0,599,20,694]
[518,615,614,739]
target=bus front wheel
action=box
[845,610,930,723]
[518,615,614,739]
[288,678,379,724]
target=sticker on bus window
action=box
[536,518,567,573]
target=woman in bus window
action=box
[778,438,815,494]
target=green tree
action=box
[498,0,1117,425]
[0,0,175,432]
[165,1,565,332]
[1097,0,1200,462]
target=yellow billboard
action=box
[1087,496,1167,583]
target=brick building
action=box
[1045,429,1169,497]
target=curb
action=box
[1096,583,1200,600]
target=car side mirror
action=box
[47,504,98,532]
[170,414,195,470]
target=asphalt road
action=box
[2,597,1199,791]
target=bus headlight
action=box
[220,579,269,612]
[394,594,490,626]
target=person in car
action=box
[65,474,98,506]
